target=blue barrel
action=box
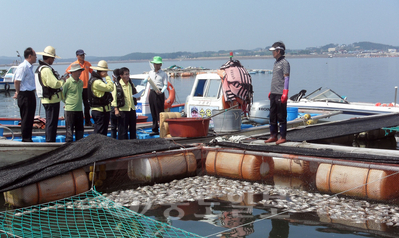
[287,107,298,121]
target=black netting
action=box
[0,134,187,192]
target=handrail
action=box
[0,125,14,140]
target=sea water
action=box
[1,57,399,237]
[2,57,399,118]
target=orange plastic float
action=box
[273,157,318,177]
[316,163,399,201]
[4,168,89,207]
[205,151,274,181]
[273,175,314,191]
[127,152,197,183]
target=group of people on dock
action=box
[13,46,168,142]
[14,41,290,144]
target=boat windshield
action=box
[207,79,221,98]
[193,79,221,98]
[307,88,348,103]
[6,67,16,74]
[130,79,143,87]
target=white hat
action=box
[90,60,112,71]
[269,45,285,51]
[69,64,84,72]
[37,46,61,59]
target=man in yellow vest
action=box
[36,46,66,142]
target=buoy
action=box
[316,163,399,201]
[306,119,315,125]
[205,151,274,181]
[273,175,314,191]
[303,114,311,120]
[375,102,381,106]
[4,168,89,207]
[273,157,318,177]
[127,152,197,183]
[164,82,175,109]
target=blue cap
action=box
[76,49,85,55]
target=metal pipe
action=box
[0,126,14,140]
[201,146,399,172]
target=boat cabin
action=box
[184,73,224,118]
[3,66,17,83]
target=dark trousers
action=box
[92,110,110,136]
[110,107,118,139]
[43,102,60,142]
[65,111,84,142]
[17,91,36,142]
[149,90,164,132]
[82,88,91,124]
[118,109,137,140]
[269,94,287,137]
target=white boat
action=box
[287,87,399,115]
[0,66,16,91]
[184,73,339,126]
[130,74,183,122]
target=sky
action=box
[2,0,399,59]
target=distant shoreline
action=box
[64,54,358,65]
[0,54,370,67]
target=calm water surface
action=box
[1,57,399,237]
[2,57,399,117]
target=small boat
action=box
[288,87,399,115]
[180,72,193,77]
[0,66,16,91]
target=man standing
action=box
[36,46,66,142]
[13,47,37,142]
[264,42,290,145]
[65,49,93,127]
[88,60,114,135]
[145,56,168,135]
[62,64,85,142]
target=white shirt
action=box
[149,69,168,90]
[14,59,36,91]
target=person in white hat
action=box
[65,49,93,127]
[62,64,85,142]
[36,45,66,142]
[143,56,168,135]
[264,41,290,145]
[88,60,114,135]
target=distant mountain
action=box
[1,41,397,66]
[351,41,399,51]
[312,41,399,52]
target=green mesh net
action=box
[0,189,202,238]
